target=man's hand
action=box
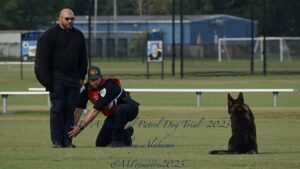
[79,79,84,87]
[68,126,82,138]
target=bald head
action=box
[59,8,74,18]
[58,8,75,30]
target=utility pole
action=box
[113,0,117,32]
[113,0,117,58]
[263,0,267,76]
[92,0,97,59]
[172,0,176,76]
[94,0,97,39]
[88,0,93,67]
[138,0,143,16]
[250,0,254,74]
[180,0,184,79]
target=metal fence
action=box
[1,34,299,63]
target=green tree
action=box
[0,0,19,29]
[262,0,300,36]
[0,0,73,30]
[1,0,300,37]
[118,0,138,15]
[143,0,170,15]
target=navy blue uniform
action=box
[78,79,139,146]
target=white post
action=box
[218,39,222,62]
[2,95,8,113]
[279,38,283,62]
[196,92,202,108]
[273,92,279,107]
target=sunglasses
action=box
[64,17,75,21]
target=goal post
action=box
[218,37,300,62]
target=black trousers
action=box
[95,103,139,147]
[50,71,80,145]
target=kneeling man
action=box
[69,66,139,147]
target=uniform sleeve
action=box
[93,80,121,111]
[77,84,89,109]
[34,31,54,91]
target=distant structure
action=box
[74,14,257,58]
[0,15,257,58]
[0,31,21,58]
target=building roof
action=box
[74,14,253,24]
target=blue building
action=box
[74,14,257,57]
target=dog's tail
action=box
[209,150,235,155]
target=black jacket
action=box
[35,25,87,91]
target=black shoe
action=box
[124,126,134,146]
[126,126,134,136]
[52,143,64,148]
[64,143,76,148]
[107,140,126,147]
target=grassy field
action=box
[0,108,300,169]
[0,59,300,169]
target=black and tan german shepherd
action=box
[209,92,258,154]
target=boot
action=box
[108,129,126,147]
[108,140,126,147]
[123,126,134,146]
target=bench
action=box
[0,91,49,113]
[24,88,300,107]
[1,88,296,113]
[125,88,296,108]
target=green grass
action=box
[0,108,300,169]
[0,59,299,108]
[0,59,300,169]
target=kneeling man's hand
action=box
[68,126,82,138]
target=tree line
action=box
[0,0,299,36]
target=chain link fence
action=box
[1,32,299,77]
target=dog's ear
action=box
[228,93,233,107]
[237,92,244,104]
[228,93,233,101]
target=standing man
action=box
[68,66,139,147]
[35,8,87,148]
